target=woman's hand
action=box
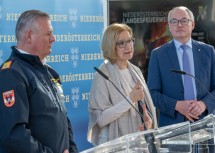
[143,103,153,129]
[129,80,144,103]
[63,149,69,153]
[139,103,153,131]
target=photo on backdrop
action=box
[108,0,215,80]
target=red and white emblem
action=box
[3,90,15,107]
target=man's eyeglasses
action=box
[116,38,135,48]
[169,18,192,26]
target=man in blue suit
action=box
[147,6,215,127]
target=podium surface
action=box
[82,114,215,153]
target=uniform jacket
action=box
[0,46,78,153]
[147,40,215,127]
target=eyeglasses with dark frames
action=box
[116,38,135,48]
[169,18,192,26]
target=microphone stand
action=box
[94,67,158,153]
[170,69,215,103]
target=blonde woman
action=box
[87,23,157,146]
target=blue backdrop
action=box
[0,0,104,151]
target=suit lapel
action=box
[192,40,202,93]
[167,41,183,86]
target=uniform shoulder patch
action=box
[3,90,15,107]
[1,61,12,70]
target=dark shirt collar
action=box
[11,46,44,67]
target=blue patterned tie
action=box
[181,45,195,100]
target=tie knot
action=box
[181,45,188,51]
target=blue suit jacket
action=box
[147,39,215,127]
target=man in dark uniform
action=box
[0,10,78,153]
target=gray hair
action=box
[15,10,50,43]
[168,6,195,22]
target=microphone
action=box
[94,67,144,120]
[170,69,215,101]
[170,69,186,75]
[94,67,110,80]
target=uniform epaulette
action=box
[1,61,13,70]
